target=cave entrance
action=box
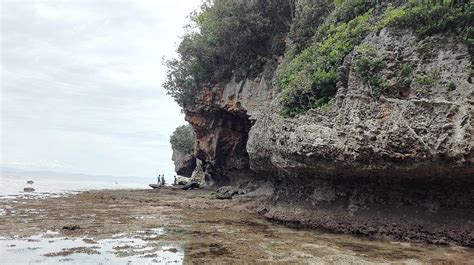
[188,108,254,186]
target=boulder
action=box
[183,182,200,190]
[215,186,247,199]
[176,176,189,185]
[62,225,80,231]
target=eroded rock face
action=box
[184,79,274,185]
[171,148,196,178]
[189,159,205,185]
[183,30,474,180]
[249,30,473,179]
[183,29,474,245]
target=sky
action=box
[0,0,201,181]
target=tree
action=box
[170,124,195,154]
[163,0,293,108]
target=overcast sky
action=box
[1,0,201,180]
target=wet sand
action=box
[1,188,473,264]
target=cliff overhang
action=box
[179,28,474,246]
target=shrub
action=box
[378,2,473,45]
[376,4,406,32]
[415,69,440,87]
[396,62,414,88]
[333,0,376,23]
[448,81,457,91]
[353,44,387,96]
[287,0,334,56]
[278,9,372,117]
[170,124,195,154]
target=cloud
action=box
[8,159,72,170]
[1,0,201,180]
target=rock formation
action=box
[167,1,473,246]
[171,147,196,178]
[181,29,474,246]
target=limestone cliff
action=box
[167,1,473,246]
[182,28,474,246]
[250,30,473,179]
[184,79,275,186]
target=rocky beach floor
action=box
[1,188,473,264]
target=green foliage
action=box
[448,81,456,91]
[333,0,344,7]
[278,9,372,117]
[376,4,407,32]
[353,44,387,96]
[164,0,292,108]
[333,0,375,23]
[396,62,414,88]
[287,0,334,56]
[163,58,197,108]
[415,69,440,87]
[378,2,473,46]
[170,124,194,154]
[165,0,472,117]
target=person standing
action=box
[174,175,177,185]
[161,175,165,186]
[157,174,161,185]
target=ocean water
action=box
[0,229,183,264]
[0,169,154,198]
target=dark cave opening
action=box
[186,108,254,186]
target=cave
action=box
[185,107,255,186]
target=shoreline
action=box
[1,188,473,263]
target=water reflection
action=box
[0,229,183,264]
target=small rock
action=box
[83,238,97,244]
[23,187,35,192]
[164,247,178,253]
[62,225,80,231]
[27,180,34,184]
[215,186,239,199]
[183,182,200,190]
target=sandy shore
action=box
[1,188,473,264]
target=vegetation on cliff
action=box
[163,0,293,108]
[279,0,472,116]
[278,2,374,116]
[164,0,472,116]
[170,124,194,154]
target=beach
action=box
[1,187,473,264]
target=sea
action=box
[0,168,153,198]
